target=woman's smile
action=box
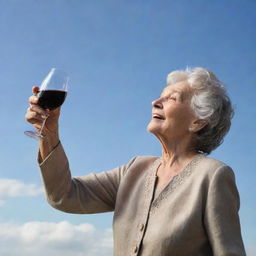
[152,113,165,120]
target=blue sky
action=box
[0,0,255,255]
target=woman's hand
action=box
[25,86,60,160]
[25,86,60,136]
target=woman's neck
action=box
[159,136,197,169]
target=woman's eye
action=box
[169,96,176,101]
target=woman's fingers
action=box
[25,107,44,123]
[29,86,39,104]
[26,86,61,134]
[29,95,39,104]
[25,102,49,127]
[32,86,40,95]
[29,104,49,118]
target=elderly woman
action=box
[26,67,246,256]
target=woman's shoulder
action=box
[200,155,228,168]
[122,155,160,175]
[196,155,235,179]
[128,155,160,167]
[133,155,160,161]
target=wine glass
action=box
[24,68,69,139]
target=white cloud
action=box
[0,220,253,256]
[0,221,113,256]
[0,178,43,206]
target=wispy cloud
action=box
[0,179,43,206]
[0,221,113,256]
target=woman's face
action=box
[147,81,196,141]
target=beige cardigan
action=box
[39,143,246,256]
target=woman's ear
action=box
[189,119,208,133]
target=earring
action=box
[188,127,193,132]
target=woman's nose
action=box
[151,98,163,108]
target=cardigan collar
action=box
[144,154,205,213]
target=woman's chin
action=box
[147,122,160,134]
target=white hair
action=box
[167,67,234,154]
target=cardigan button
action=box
[133,245,138,253]
[139,223,144,231]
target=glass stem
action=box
[39,116,48,138]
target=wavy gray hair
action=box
[167,67,234,154]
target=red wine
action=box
[38,90,67,110]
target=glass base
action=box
[24,130,44,140]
